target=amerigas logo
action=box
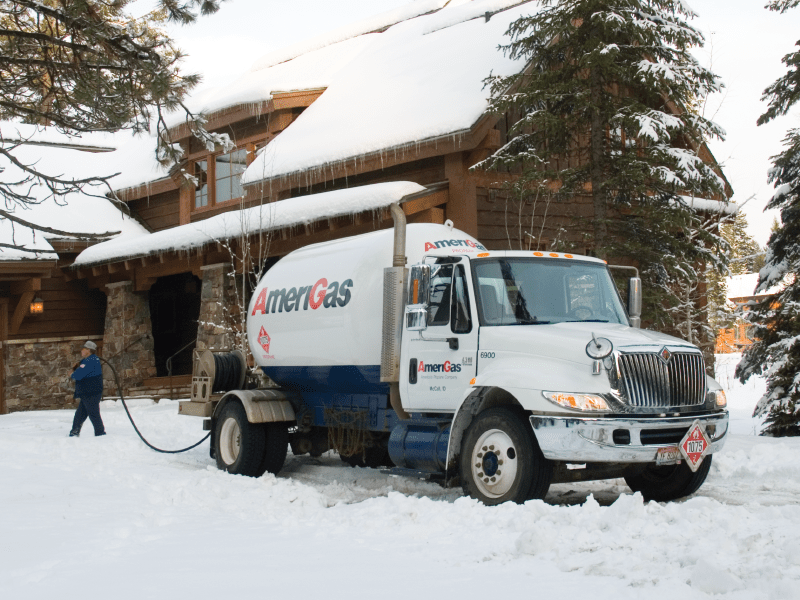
[418,360,462,373]
[251,277,353,316]
[424,239,486,252]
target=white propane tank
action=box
[246,223,487,392]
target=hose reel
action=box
[191,349,247,402]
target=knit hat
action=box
[83,341,98,351]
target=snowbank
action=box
[1,383,799,599]
[73,181,425,266]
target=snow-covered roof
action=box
[0,123,151,261]
[242,0,532,186]
[726,272,784,300]
[72,181,426,267]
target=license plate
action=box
[656,445,681,466]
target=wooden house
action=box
[1,0,734,412]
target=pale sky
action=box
[162,0,799,246]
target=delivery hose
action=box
[212,352,243,393]
[98,356,210,454]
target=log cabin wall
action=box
[128,190,180,232]
[1,265,108,413]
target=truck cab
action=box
[395,248,728,504]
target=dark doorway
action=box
[149,272,201,377]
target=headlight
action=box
[542,391,609,411]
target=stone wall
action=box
[197,263,240,351]
[102,281,156,394]
[4,336,103,412]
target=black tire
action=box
[624,454,713,502]
[214,401,266,477]
[460,407,552,505]
[258,422,289,475]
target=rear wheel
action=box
[624,455,713,501]
[215,402,266,476]
[460,407,551,505]
[259,422,289,475]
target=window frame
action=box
[190,143,261,214]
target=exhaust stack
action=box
[381,203,410,419]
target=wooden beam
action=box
[134,276,156,292]
[179,182,192,226]
[91,266,104,277]
[402,189,449,216]
[408,207,445,225]
[107,262,121,274]
[9,278,41,295]
[0,260,57,274]
[444,152,478,237]
[9,291,35,336]
[115,177,177,203]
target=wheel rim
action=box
[470,428,518,499]
[219,416,241,466]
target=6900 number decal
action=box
[480,352,495,359]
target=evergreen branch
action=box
[0,208,120,240]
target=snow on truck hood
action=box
[480,322,700,367]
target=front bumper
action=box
[529,412,729,463]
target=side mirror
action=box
[628,277,642,329]
[406,305,428,331]
[406,264,431,331]
[407,264,431,305]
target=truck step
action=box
[381,467,445,481]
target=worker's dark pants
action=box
[71,394,105,436]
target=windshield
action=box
[473,258,629,326]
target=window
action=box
[451,265,472,334]
[194,159,209,208]
[215,148,247,204]
[428,264,453,326]
[473,258,628,326]
[193,146,253,210]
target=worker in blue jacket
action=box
[69,341,106,437]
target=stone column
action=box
[102,281,156,393]
[197,263,239,351]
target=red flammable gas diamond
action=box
[679,421,710,472]
[258,326,270,354]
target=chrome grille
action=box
[616,352,706,407]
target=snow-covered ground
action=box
[2,355,799,599]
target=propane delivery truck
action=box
[178,203,728,504]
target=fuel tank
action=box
[247,223,486,392]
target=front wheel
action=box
[460,407,552,505]
[624,455,713,502]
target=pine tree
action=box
[0,0,230,248]
[736,0,800,436]
[707,211,763,332]
[480,0,729,339]
[725,212,763,275]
